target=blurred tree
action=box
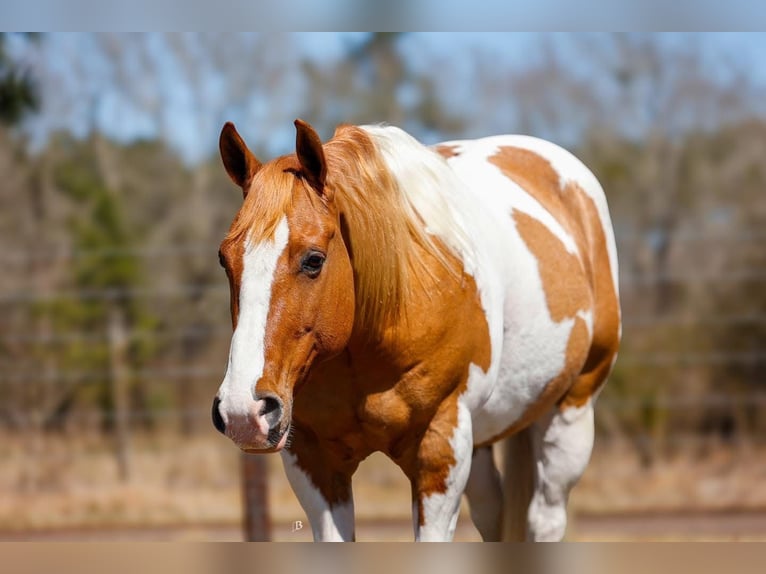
[0,33,45,433]
[583,113,766,462]
[0,33,39,126]
[43,133,159,434]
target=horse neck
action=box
[327,125,479,352]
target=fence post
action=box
[241,452,271,541]
[108,305,131,482]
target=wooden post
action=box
[108,305,131,482]
[501,431,534,541]
[241,452,271,541]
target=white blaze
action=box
[216,216,289,424]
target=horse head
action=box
[212,120,355,452]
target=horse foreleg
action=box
[280,448,355,542]
[464,445,503,541]
[405,401,474,542]
[527,399,594,541]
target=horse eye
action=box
[301,251,326,277]
[218,251,226,268]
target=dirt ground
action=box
[3,511,766,541]
[1,431,765,540]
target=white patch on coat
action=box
[525,134,620,297]
[444,134,620,294]
[216,217,289,424]
[281,450,354,541]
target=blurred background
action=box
[0,32,764,541]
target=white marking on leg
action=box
[280,450,354,542]
[416,402,473,542]
[527,400,595,541]
[464,445,503,541]
[217,217,289,427]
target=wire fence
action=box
[2,312,766,347]
[1,353,765,388]
[1,228,764,265]
[2,269,766,304]
[3,392,766,422]
[1,228,763,451]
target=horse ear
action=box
[294,119,328,197]
[219,122,261,197]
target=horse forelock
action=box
[224,156,297,248]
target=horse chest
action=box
[294,350,468,459]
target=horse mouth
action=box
[242,424,290,454]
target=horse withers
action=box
[212,119,620,541]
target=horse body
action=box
[213,121,620,542]
[434,134,620,442]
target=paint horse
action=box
[212,119,621,541]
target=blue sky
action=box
[14,33,766,163]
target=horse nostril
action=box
[258,395,283,430]
[211,396,226,434]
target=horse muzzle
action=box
[212,393,291,452]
